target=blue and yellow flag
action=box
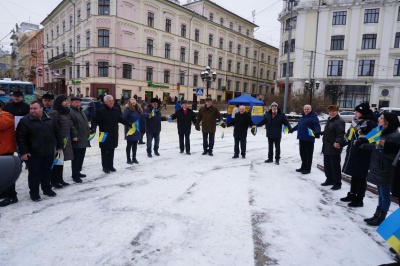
[98,132,108,143]
[168,116,173,123]
[220,131,225,139]
[365,126,382,143]
[50,152,60,170]
[377,208,400,254]
[251,126,257,136]
[282,125,289,134]
[308,128,315,137]
[347,126,355,140]
[63,135,69,148]
[151,108,156,117]
[87,133,95,141]
[217,119,224,126]
[126,121,140,136]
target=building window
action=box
[98,29,109,47]
[70,15,73,29]
[147,39,153,55]
[194,50,199,65]
[259,85,263,94]
[86,62,89,77]
[62,43,65,53]
[253,66,257,77]
[229,41,233,52]
[394,32,400,48]
[361,34,377,49]
[63,21,66,33]
[195,29,199,41]
[364,9,379,23]
[358,60,375,76]
[77,64,80,78]
[332,11,346,25]
[56,26,59,36]
[282,62,293,77]
[180,47,186,62]
[220,17,224,26]
[56,47,59,55]
[164,70,170,83]
[86,31,90,48]
[77,35,81,52]
[260,68,264,79]
[148,12,154,27]
[228,60,232,72]
[146,67,153,81]
[244,64,248,75]
[245,47,249,57]
[208,34,213,46]
[98,62,109,77]
[235,81,240,92]
[237,44,241,55]
[165,19,171,33]
[246,30,249,37]
[218,78,222,90]
[69,66,72,79]
[236,62,240,74]
[230,22,233,30]
[219,38,223,49]
[180,72,185,85]
[208,55,213,67]
[87,2,91,18]
[398,7,400,21]
[238,26,241,33]
[99,0,110,15]
[394,59,400,76]
[283,40,295,53]
[165,43,171,59]
[261,53,265,62]
[77,9,81,23]
[338,85,371,109]
[181,24,186,37]
[123,64,132,79]
[273,72,276,80]
[274,58,277,66]
[209,13,213,21]
[69,39,73,52]
[327,60,343,76]
[267,70,270,79]
[51,49,54,58]
[268,55,271,64]
[244,82,247,93]
[285,16,297,30]
[227,80,231,91]
[252,84,256,94]
[254,51,257,60]
[51,30,54,40]
[193,75,198,86]
[218,57,223,70]
[330,35,345,50]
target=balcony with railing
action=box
[47,52,73,67]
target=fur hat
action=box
[42,92,54,100]
[70,97,81,102]
[150,98,158,103]
[55,94,68,104]
[270,102,278,107]
[354,102,371,116]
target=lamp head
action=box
[305,80,310,89]
[315,80,320,89]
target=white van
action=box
[379,107,400,121]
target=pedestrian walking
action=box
[227,105,254,159]
[122,98,143,164]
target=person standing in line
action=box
[321,105,346,190]
[0,100,18,207]
[41,92,54,117]
[87,99,96,122]
[340,102,377,207]
[195,97,225,156]
[144,98,169,157]
[290,104,321,174]
[51,95,75,187]
[231,104,239,119]
[122,98,143,164]
[17,100,64,201]
[91,95,131,173]
[255,102,292,165]
[227,105,254,159]
[69,97,91,182]
[361,113,400,226]
[170,100,197,155]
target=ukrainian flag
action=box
[217,119,224,126]
[282,125,289,134]
[151,108,156,117]
[308,128,315,137]
[126,121,140,136]
[63,136,69,148]
[221,131,224,139]
[347,126,355,140]
[98,132,108,143]
[377,208,400,254]
[365,126,382,143]
[87,133,95,141]
[50,152,60,170]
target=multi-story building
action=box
[28,29,45,90]
[0,48,12,79]
[278,0,400,109]
[41,0,278,101]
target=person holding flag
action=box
[290,104,321,174]
[254,102,291,165]
[340,102,377,207]
[170,100,197,155]
[195,97,225,156]
[360,112,400,226]
[227,105,254,159]
[123,98,144,164]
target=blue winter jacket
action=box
[122,108,142,141]
[292,112,321,143]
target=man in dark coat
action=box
[227,105,254,159]
[291,105,321,174]
[255,102,292,165]
[17,100,64,201]
[321,105,346,190]
[70,97,91,182]
[41,92,54,117]
[91,95,130,173]
[170,100,196,155]
[195,97,224,156]
[144,98,168,157]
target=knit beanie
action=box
[354,102,370,116]
[55,94,68,105]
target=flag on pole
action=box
[282,125,289,134]
[365,126,382,143]
[87,133,95,141]
[377,208,400,254]
[308,128,315,137]
[98,132,108,143]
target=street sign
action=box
[37,67,42,74]
[263,82,268,87]
[196,88,204,96]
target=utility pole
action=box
[283,0,295,114]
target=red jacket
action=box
[0,111,16,155]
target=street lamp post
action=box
[200,66,217,98]
[304,78,320,105]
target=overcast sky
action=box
[0,0,283,50]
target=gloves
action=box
[288,129,293,134]
[195,125,200,131]
[354,137,368,147]
[314,132,321,139]
[221,123,226,128]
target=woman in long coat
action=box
[122,98,143,164]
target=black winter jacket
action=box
[322,115,345,156]
[51,102,74,161]
[3,101,30,117]
[16,114,63,156]
[170,108,196,135]
[227,112,254,138]
[256,108,291,139]
[69,106,90,149]
[144,106,167,134]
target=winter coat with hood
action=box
[342,111,377,178]
[170,107,196,135]
[51,101,75,161]
[256,108,291,139]
[0,110,16,155]
[322,114,346,156]
[69,105,91,149]
[227,111,254,138]
[291,111,321,143]
[195,104,223,134]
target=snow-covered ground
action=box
[0,121,397,265]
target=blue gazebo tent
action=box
[226,94,265,124]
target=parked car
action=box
[339,111,354,123]
[79,97,96,117]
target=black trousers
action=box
[140,131,145,143]
[350,176,367,198]
[126,140,138,160]
[179,133,190,153]
[202,133,215,152]
[299,140,315,172]
[0,153,17,197]
[27,154,53,195]
[101,148,115,170]
[323,154,342,186]
[268,138,281,160]
[71,148,86,178]
[234,136,247,156]
[51,165,64,185]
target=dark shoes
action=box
[110,167,117,172]
[154,151,160,156]
[321,181,333,186]
[242,155,245,159]
[60,180,70,186]
[295,168,303,172]
[364,207,380,222]
[147,153,152,158]
[265,159,273,163]
[232,155,239,159]
[340,192,356,202]
[275,160,280,165]
[127,160,134,165]
[43,190,57,197]
[132,158,139,164]
[208,151,213,156]
[186,152,191,155]
[348,200,364,207]
[52,183,63,189]
[103,168,111,174]
[366,211,387,226]
[138,141,145,145]
[0,196,18,207]
[73,177,82,183]
[180,150,184,154]
[202,151,208,155]
[301,170,310,175]
[331,185,341,190]
[30,194,42,202]
[78,173,86,178]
